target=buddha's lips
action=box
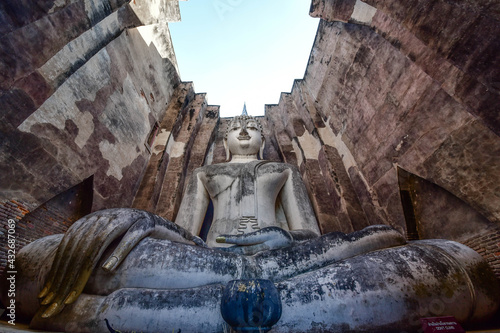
[238,135,251,140]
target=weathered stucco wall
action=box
[0,0,183,211]
[0,0,184,280]
[133,83,220,221]
[302,0,500,234]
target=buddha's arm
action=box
[279,166,321,236]
[174,169,210,236]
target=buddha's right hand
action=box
[37,208,203,319]
[216,227,295,255]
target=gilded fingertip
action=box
[216,236,226,243]
[41,292,55,305]
[64,290,78,305]
[102,256,118,272]
[41,303,59,318]
[38,286,49,298]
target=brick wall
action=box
[1,200,30,278]
[0,200,79,281]
[1,177,92,286]
[462,227,500,280]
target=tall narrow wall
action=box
[133,85,220,222]
[0,0,185,281]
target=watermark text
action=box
[6,219,17,325]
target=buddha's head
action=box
[224,115,265,161]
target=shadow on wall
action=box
[0,176,94,293]
[398,167,500,282]
[398,167,495,242]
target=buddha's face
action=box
[225,117,263,158]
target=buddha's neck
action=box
[229,154,258,163]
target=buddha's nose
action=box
[240,122,248,135]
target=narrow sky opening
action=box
[169,0,319,117]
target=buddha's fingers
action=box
[40,209,150,318]
[40,267,94,319]
[39,214,104,303]
[102,217,155,272]
[64,211,152,294]
[59,225,124,301]
[217,227,293,246]
[38,214,98,299]
[42,214,108,305]
[150,216,195,244]
[191,235,208,248]
[39,215,104,317]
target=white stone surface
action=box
[130,0,181,25]
[19,50,111,143]
[137,23,179,73]
[98,75,151,180]
[152,129,171,155]
[38,11,121,87]
[165,135,187,158]
[296,127,322,160]
[351,0,377,25]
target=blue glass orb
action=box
[221,279,282,332]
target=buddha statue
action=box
[8,114,499,332]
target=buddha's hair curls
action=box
[224,115,264,139]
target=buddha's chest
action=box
[202,164,288,202]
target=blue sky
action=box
[169,0,319,117]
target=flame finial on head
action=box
[242,102,248,116]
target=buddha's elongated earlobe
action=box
[224,138,231,161]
